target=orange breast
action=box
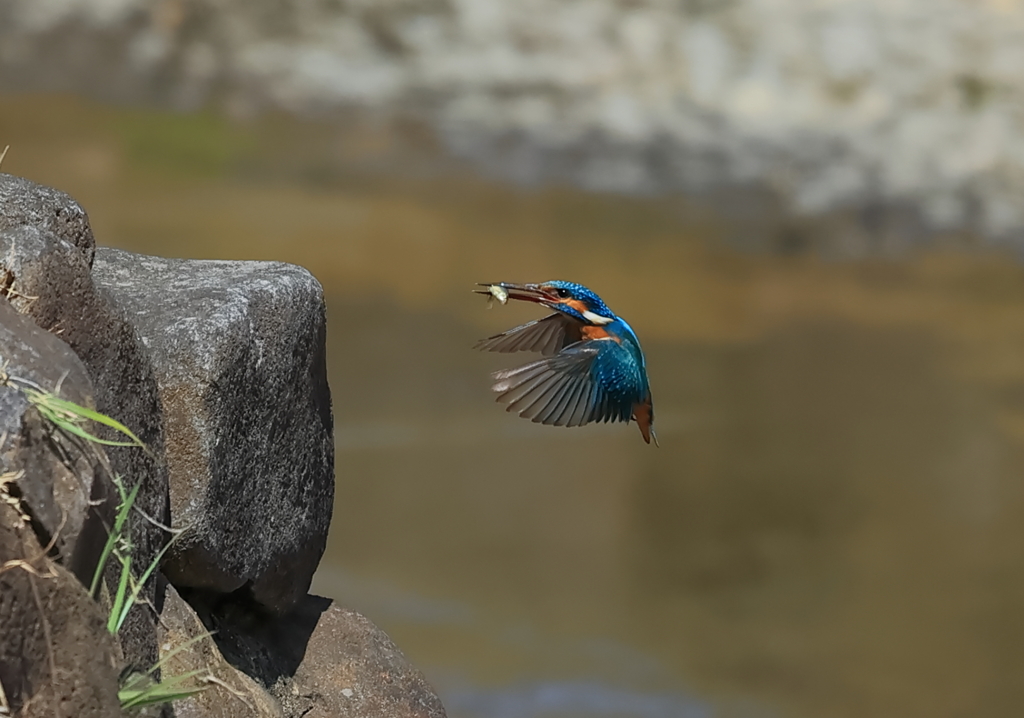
[580,325,613,341]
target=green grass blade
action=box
[90,480,140,596]
[113,534,176,633]
[143,633,212,677]
[120,686,207,710]
[50,420,142,447]
[22,388,147,449]
[119,669,208,709]
[107,547,134,635]
[39,395,146,447]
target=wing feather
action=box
[509,371,562,417]
[491,343,594,425]
[489,338,643,429]
[552,376,586,427]
[520,374,574,422]
[492,358,548,389]
[569,381,597,427]
[476,313,582,356]
[494,359,564,417]
[561,382,585,427]
[515,365,571,416]
[497,372,552,405]
[534,373,578,425]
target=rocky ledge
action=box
[0,173,446,718]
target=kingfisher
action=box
[474,281,657,445]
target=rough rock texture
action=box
[0,173,442,717]
[92,248,334,614]
[4,3,1024,241]
[157,583,284,718]
[190,594,446,718]
[0,299,115,587]
[0,501,121,717]
[0,173,95,265]
[0,223,170,669]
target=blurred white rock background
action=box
[4,0,1024,245]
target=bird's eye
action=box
[556,287,571,298]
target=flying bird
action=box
[474,281,657,445]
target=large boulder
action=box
[92,248,334,614]
[192,595,447,718]
[0,173,95,265]
[0,173,442,717]
[0,224,170,668]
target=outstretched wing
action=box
[475,313,582,356]
[490,340,638,426]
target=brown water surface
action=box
[4,95,1024,718]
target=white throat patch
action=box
[582,310,613,325]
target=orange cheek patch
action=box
[563,298,588,314]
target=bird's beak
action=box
[474,283,558,306]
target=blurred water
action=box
[443,682,712,718]
[4,95,1024,718]
[8,0,1024,241]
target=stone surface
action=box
[0,223,170,669]
[5,2,1024,240]
[92,248,334,614]
[0,175,437,717]
[192,594,446,718]
[0,173,95,265]
[0,298,115,587]
[157,583,284,718]
[0,499,121,718]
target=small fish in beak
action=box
[475,283,509,308]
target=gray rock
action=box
[0,467,120,718]
[92,248,334,614]
[0,173,95,265]
[193,594,446,718]
[0,224,170,669]
[281,601,447,718]
[157,584,284,718]
[0,298,115,587]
